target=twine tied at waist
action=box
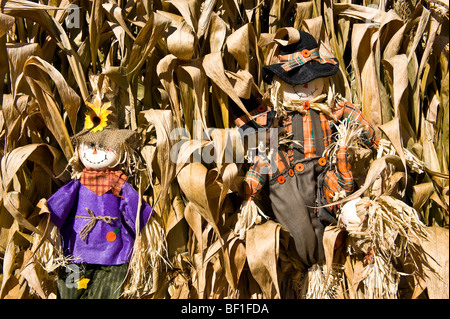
[76,208,118,242]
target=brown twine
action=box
[75,208,117,242]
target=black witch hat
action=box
[262,30,339,86]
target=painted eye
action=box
[89,142,96,148]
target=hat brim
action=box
[72,128,139,150]
[262,59,339,85]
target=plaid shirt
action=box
[80,169,128,198]
[244,99,377,210]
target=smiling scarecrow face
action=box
[69,95,139,176]
[78,142,119,170]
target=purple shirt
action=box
[47,179,152,265]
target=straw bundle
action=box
[123,216,169,298]
[342,196,430,298]
[234,199,269,240]
[297,263,345,299]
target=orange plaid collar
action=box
[80,169,128,197]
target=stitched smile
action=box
[293,86,318,98]
[83,153,108,165]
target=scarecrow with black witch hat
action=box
[233,29,379,295]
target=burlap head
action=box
[71,128,139,151]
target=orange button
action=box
[106,231,117,242]
[288,169,294,177]
[295,163,304,172]
[277,175,286,184]
[256,105,267,113]
[303,101,310,110]
[318,157,327,166]
[301,49,311,57]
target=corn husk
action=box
[299,263,345,299]
[234,199,269,240]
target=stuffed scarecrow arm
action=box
[321,99,378,210]
[335,145,354,194]
[243,154,270,200]
[234,155,271,239]
[119,183,153,234]
[333,100,378,149]
[47,180,81,228]
[322,146,354,210]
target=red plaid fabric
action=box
[244,98,378,210]
[80,169,128,197]
[278,48,337,72]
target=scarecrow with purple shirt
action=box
[45,93,153,299]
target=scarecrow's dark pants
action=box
[57,263,128,299]
[268,156,327,267]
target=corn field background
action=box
[0,0,448,299]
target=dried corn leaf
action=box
[89,0,103,74]
[24,55,80,133]
[166,0,199,32]
[207,12,228,53]
[412,182,434,211]
[0,229,18,299]
[3,0,88,100]
[197,0,218,38]
[203,52,250,117]
[0,12,14,37]
[1,143,65,192]
[126,12,171,80]
[140,109,176,211]
[226,23,259,73]
[23,58,74,159]
[156,54,183,128]
[177,163,219,231]
[167,21,196,60]
[420,226,449,299]
[246,220,282,298]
